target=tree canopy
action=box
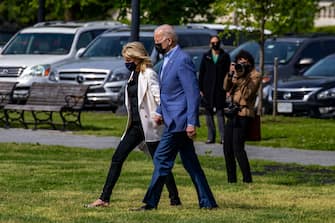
[0,0,321,35]
[0,0,216,27]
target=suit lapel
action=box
[161,47,180,81]
[138,71,147,106]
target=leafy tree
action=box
[0,0,127,27]
[139,0,216,24]
[0,0,217,27]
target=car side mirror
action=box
[299,58,314,66]
[75,48,86,58]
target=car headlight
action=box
[317,87,335,100]
[23,64,51,77]
[108,72,130,82]
[262,85,271,99]
[48,70,59,82]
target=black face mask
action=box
[125,62,136,71]
[155,43,167,55]
[211,43,220,51]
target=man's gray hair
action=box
[155,24,178,44]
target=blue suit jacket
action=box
[156,46,200,132]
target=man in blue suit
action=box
[132,24,218,210]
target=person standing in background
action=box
[85,42,181,208]
[223,50,261,183]
[199,35,231,144]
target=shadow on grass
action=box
[253,164,335,185]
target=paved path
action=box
[0,128,334,167]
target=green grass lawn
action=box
[0,143,334,223]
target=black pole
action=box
[130,0,140,41]
[38,0,45,22]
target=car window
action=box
[76,31,95,50]
[220,30,259,46]
[230,40,300,64]
[82,35,154,58]
[322,40,335,56]
[264,41,299,64]
[178,34,211,48]
[299,42,324,62]
[304,56,335,77]
[229,41,259,62]
[2,33,74,55]
[76,29,107,50]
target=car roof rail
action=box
[104,25,159,33]
[82,21,125,27]
[33,20,68,27]
[33,20,125,28]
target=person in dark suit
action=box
[132,24,218,211]
[199,35,231,144]
[85,42,181,208]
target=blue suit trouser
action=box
[143,128,218,208]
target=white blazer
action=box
[122,67,162,142]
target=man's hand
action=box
[153,114,163,125]
[186,125,197,139]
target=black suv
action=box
[229,34,335,113]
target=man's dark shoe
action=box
[170,198,182,206]
[200,204,218,210]
[129,204,155,211]
[205,140,215,144]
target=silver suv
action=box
[49,30,155,111]
[0,21,124,102]
[49,26,217,111]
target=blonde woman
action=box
[86,42,181,208]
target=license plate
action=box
[277,102,293,113]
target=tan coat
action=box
[223,69,261,117]
[123,67,163,142]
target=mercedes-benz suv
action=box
[49,26,217,111]
[0,20,124,102]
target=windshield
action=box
[82,35,154,58]
[229,40,300,65]
[2,33,74,55]
[304,56,335,77]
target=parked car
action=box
[0,20,125,102]
[267,53,335,118]
[49,26,218,110]
[49,30,155,110]
[187,23,272,48]
[230,34,335,113]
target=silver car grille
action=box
[0,67,25,77]
[57,69,109,86]
[272,88,317,101]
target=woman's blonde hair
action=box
[122,41,152,73]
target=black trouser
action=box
[223,116,252,183]
[204,107,225,143]
[99,123,179,202]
